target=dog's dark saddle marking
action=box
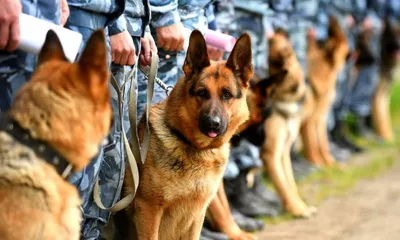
[0,112,71,178]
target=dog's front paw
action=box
[228,231,258,240]
[286,203,317,219]
[307,205,318,215]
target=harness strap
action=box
[93,51,158,212]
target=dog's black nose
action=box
[206,116,221,129]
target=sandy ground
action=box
[258,157,400,240]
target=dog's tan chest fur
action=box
[137,105,229,202]
[125,105,229,239]
[0,132,82,240]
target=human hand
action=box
[361,17,373,31]
[265,30,275,39]
[155,22,185,51]
[346,15,355,28]
[307,28,317,39]
[60,0,70,26]
[207,45,224,61]
[0,0,22,51]
[110,30,136,66]
[139,32,158,66]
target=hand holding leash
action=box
[139,32,158,66]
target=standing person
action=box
[325,0,366,154]
[346,0,384,137]
[101,0,157,236]
[64,1,154,239]
[64,0,124,238]
[0,0,69,111]
[221,0,281,221]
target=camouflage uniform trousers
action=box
[66,22,142,239]
[346,27,382,117]
[136,9,209,117]
[0,0,61,112]
[234,8,270,78]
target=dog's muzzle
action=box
[199,115,226,138]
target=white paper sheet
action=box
[18,13,83,62]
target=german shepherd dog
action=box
[0,30,112,239]
[258,30,317,218]
[372,18,400,141]
[301,16,349,167]
[124,30,253,239]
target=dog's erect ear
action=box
[37,30,68,66]
[256,70,288,95]
[275,28,289,38]
[78,30,108,83]
[183,30,210,77]
[226,33,253,86]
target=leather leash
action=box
[94,51,158,212]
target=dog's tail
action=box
[324,16,348,67]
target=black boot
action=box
[200,227,229,240]
[224,170,280,218]
[290,149,319,180]
[251,171,281,208]
[230,205,265,232]
[331,120,364,153]
[352,115,377,138]
[329,138,352,162]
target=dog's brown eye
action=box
[221,89,233,101]
[197,89,209,99]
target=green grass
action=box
[261,154,397,225]
[303,156,396,204]
[260,82,400,225]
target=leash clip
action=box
[139,65,173,96]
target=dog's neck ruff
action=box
[0,112,72,178]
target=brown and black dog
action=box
[258,30,316,218]
[301,16,349,167]
[0,30,112,239]
[372,18,400,141]
[123,30,253,239]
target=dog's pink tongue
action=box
[208,132,218,138]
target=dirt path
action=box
[258,158,400,240]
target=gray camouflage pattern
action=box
[0,0,61,111]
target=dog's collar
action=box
[0,112,72,179]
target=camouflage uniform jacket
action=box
[149,0,214,28]
[67,0,126,35]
